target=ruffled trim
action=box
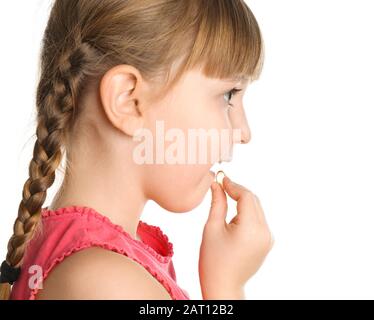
[41,205,174,264]
[29,242,177,300]
[137,220,174,261]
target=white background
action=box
[1,0,373,299]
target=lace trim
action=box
[29,242,177,300]
[41,205,174,264]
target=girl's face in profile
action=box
[141,66,251,213]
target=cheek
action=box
[167,92,228,130]
[140,93,228,212]
[144,161,214,213]
[147,162,211,192]
[149,87,231,135]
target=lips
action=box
[209,170,216,180]
[210,161,223,173]
[208,162,222,183]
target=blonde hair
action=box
[0,0,263,299]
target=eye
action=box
[223,88,242,108]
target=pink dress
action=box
[9,205,190,300]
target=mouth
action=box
[210,160,225,170]
[209,161,223,180]
[209,170,216,180]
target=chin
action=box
[158,195,203,213]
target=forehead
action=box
[182,68,249,88]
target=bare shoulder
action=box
[35,247,172,300]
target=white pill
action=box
[215,170,226,186]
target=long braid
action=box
[0,41,100,300]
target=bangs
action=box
[183,0,264,83]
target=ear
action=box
[100,65,145,137]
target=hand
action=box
[199,176,274,300]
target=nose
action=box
[239,124,251,144]
[230,107,251,145]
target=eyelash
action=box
[224,88,242,108]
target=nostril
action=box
[241,134,251,144]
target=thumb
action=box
[207,182,228,225]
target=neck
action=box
[49,144,147,241]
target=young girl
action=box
[0,0,273,300]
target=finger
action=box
[270,230,275,249]
[253,195,274,249]
[253,194,267,224]
[222,176,258,222]
[207,181,228,225]
[254,194,268,225]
